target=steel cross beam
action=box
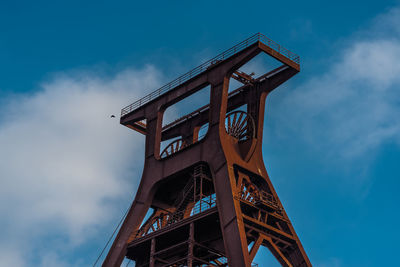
[103,34,311,267]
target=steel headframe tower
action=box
[103,33,311,267]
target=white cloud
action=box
[370,6,400,38]
[272,8,400,160]
[0,246,25,267]
[0,65,162,266]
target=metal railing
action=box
[121,33,299,117]
[240,185,282,212]
[134,194,217,239]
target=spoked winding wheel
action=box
[225,111,255,141]
[160,138,187,158]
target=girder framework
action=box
[103,33,311,267]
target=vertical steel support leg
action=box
[188,222,194,267]
[213,165,251,267]
[149,238,156,267]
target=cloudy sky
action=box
[1,1,400,266]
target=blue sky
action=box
[1,1,400,266]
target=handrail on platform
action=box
[121,33,299,117]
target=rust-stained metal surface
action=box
[103,33,311,267]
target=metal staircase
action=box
[173,177,194,212]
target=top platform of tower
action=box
[120,33,300,119]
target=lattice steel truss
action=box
[103,33,311,267]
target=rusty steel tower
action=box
[103,33,311,267]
